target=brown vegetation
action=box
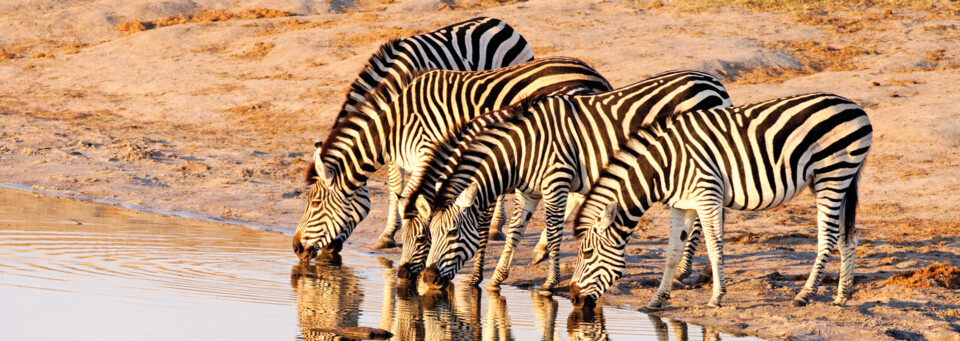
[884,262,960,289]
[116,8,293,35]
[730,40,871,84]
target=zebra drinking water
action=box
[418,71,732,291]
[294,57,611,262]
[293,17,535,257]
[569,93,872,310]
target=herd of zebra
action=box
[292,17,873,311]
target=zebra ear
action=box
[416,195,432,220]
[596,201,618,229]
[455,183,479,208]
[314,139,323,148]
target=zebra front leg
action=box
[469,206,496,286]
[697,199,726,308]
[540,184,571,293]
[647,208,698,310]
[488,195,508,241]
[487,194,540,290]
[532,192,581,265]
[375,162,404,249]
[794,190,846,306]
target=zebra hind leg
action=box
[673,218,703,286]
[793,182,847,306]
[696,198,726,308]
[532,192,581,265]
[835,170,861,305]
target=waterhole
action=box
[0,187,763,340]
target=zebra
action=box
[568,93,872,310]
[419,71,732,291]
[291,259,364,341]
[293,57,611,262]
[296,16,535,255]
[396,86,600,282]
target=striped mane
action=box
[334,38,406,124]
[318,65,433,181]
[432,90,559,208]
[570,109,681,239]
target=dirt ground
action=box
[1,0,958,340]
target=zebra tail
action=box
[841,165,863,244]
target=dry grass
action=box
[116,8,293,35]
[729,40,871,84]
[232,42,274,59]
[884,262,960,289]
[672,0,949,14]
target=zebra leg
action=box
[647,208,697,310]
[469,206,495,286]
[488,194,508,241]
[375,162,404,249]
[835,172,861,306]
[532,192,581,265]
[674,218,703,285]
[540,188,570,292]
[697,198,726,308]
[793,186,846,306]
[487,193,540,290]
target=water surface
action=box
[0,187,762,340]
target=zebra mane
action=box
[433,88,567,208]
[318,63,433,181]
[304,160,320,186]
[333,38,406,124]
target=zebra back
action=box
[333,17,534,125]
[402,85,584,219]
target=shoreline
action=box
[2,0,959,339]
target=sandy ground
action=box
[2,0,959,339]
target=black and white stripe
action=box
[293,57,611,262]
[569,93,872,310]
[419,71,732,290]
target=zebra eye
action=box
[311,201,320,208]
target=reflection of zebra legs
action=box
[378,257,396,332]
[483,290,513,341]
[530,292,559,341]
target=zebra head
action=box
[422,183,482,289]
[397,195,433,281]
[293,151,370,263]
[570,201,628,310]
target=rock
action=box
[308,327,393,340]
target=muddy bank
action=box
[1,0,959,339]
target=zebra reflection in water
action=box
[290,256,363,341]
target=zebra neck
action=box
[335,39,412,124]
[319,105,395,190]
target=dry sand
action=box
[1,0,959,340]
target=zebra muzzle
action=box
[421,265,450,289]
[569,282,597,310]
[396,262,420,281]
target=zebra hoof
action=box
[792,298,808,307]
[485,283,502,292]
[489,231,506,241]
[639,305,662,313]
[832,296,848,306]
[532,248,548,265]
[707,300,722,309]
[373,238,397,250]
